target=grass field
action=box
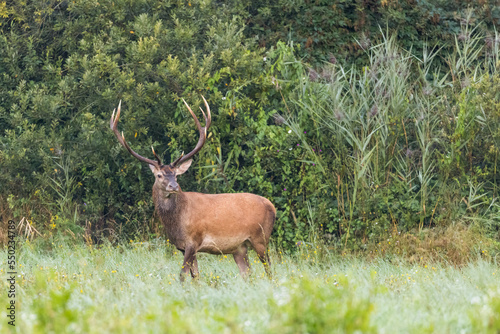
[2,239,499,333]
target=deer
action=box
[110,97,275,281]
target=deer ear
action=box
[149,164,156,173]
[176,159,193,175]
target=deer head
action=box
[110,97,211,195]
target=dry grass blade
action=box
[17,217,42,241]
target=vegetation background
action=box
[1,1,500,333]
[1,0,500,258]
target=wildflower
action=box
[130,31,134,34]
[288,130,292,134]
[222,97,226,100]
[297,144,300,146]
[284,188,287,191]
[263,57,267,61]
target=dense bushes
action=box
[277,34,500,247]
[1,0,499,250]
[245,0,500,66]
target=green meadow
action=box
[2,241,499,333]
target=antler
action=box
[110,100,162,168]
[171,96,211,167]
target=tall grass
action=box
[278,26,500,245]
[3,240,499,333]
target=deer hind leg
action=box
[251,241,272,279]
[233,244,250,279]
[180,247,197,282]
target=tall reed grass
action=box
[276,25,500,247]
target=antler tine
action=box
[151,146,162,165]
[171,151,185,166]
[110,109,116,129]
[201,95,211,129]
[182,98,202,131]
[109,100,160,168]
[172,96,212,167]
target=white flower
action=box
[470,296,481,305]
[288,130,292,134]
[263,57,267,61]
[222,97,226,100]
[289,148,292,150]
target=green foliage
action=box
[0,0,280,242]
[1,1,500,250]
[247,1,500,66]
[269,276,374,333]
[32,276,89,333]
[470,294,500,333]
[273,31,500,248]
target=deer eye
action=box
[157,174,162,178]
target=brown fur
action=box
[152,163,275,281]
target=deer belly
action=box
[197,235,246,254]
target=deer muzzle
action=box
[166,182,180,193]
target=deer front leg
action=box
[190,255,199,279]
[180,247,197,282]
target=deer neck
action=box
[152,186,187,249]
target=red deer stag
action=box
[110,97,275,281]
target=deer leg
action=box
[233,245,250,279]
[252,242,272,279]
[180,247,197,282]
[190,255,199,279]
